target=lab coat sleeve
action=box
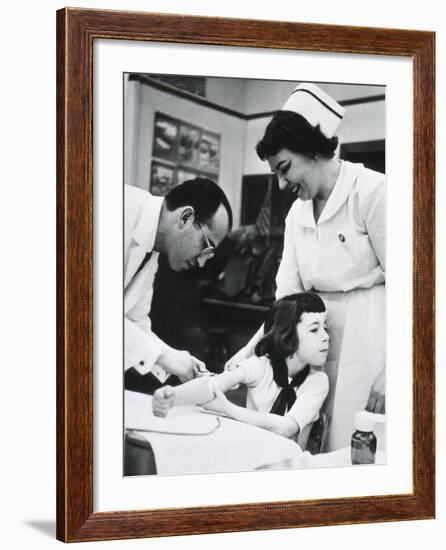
[275,207,305,299]
[125,279,170,375]
[361,178,386,272]
[124,186,170,376]
[125,317,166,374]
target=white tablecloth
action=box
[125,390,386,475]
[125,390,303,475]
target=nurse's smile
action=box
[268,150,317,201]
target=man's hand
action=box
[152,386,176,417]
[157,347,205,382]
[365,368,385,414]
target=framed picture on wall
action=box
[178,122,201,167]
[176,168,200,185]
[152,112,178,162]
[57,8,435,543]
[150,160,175,196]
[199,130,220,174]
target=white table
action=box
[125,390,386,475]
[125,390,303,475]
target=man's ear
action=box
[178,206,195,228]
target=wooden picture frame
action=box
[56,7,435,542]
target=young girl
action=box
[152,292,329,441]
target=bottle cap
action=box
[355,410,375,432]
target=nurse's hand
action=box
[224,346,250,371]
[365,368,385,414]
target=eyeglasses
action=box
[198,223,215,260]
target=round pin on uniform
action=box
[339,233,345,242]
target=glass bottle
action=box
[351,411,377,465]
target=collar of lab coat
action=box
[132,193,164,250]
[297,161,363,228]
[125,192,164,288]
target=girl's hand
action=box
[152,385,176,417]
[203,389,231,416]
[366,368,385,414]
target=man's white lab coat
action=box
[124,184,168,380]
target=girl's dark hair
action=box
[256,111,339,161]
[255,292,326,388]
[165,177,233,230]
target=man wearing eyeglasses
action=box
[124,178,233,392]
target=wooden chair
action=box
[302,413,329,455]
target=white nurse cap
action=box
[281,83,345,138]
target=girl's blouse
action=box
[238,356,329,432]
[276,161,385,299]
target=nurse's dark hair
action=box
[165,177,233,230]
[255,292,326,387]
[256,111,339,160]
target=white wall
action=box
[244,79,384,115]
[338,101,385,144]
[1,2,444,550]
[126,78,245,224]
[206,77,247,112]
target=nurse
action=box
[227,83,385,451]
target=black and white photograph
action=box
[149,160,175,196]
[124,73,386,476]
[152,112,179,162]
[178,121,201,167]
[177,168,200,186]
[4,0,441,547]
[199,130,220,174]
